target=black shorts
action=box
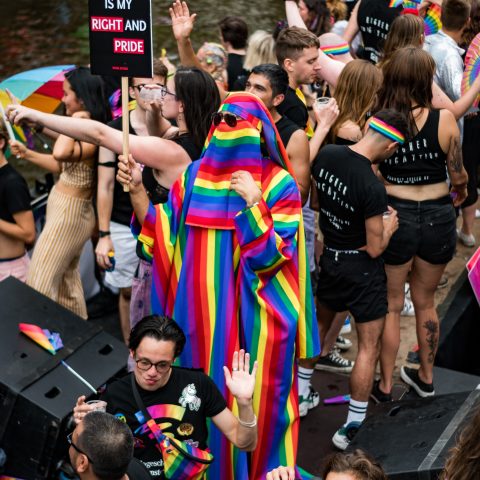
[383,195,456,266]
[316,249,388,323]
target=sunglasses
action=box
[212,112,241,128]
[67,432,94,463]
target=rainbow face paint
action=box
[369,117,405,144]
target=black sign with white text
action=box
[88,0,153,77]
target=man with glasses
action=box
[67,410,151,480]
[73,315,258,479]
[95,59,169,343]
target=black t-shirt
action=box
[103,368,227,478]
[276,87,309,130]
[0,163,31,223]
[127,457,153,480]
[379,110,447,185]
[357,0,402,64]
[276,115,301,150]
[104,116,135,226]
[227,53,247,90]
[312,145,387,249]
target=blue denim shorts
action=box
[383,195,456,266]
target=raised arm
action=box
[170,0,203,70]
[9,139,60,173]
[7,105,189,174]
[432,76,480,120]
[342,0,360,44]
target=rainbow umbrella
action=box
[19,323,63,355]
[0,65,74,113]
[462,33,480,108]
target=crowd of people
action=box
[2,0,480,478]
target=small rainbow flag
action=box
[320,42,350,56]
[389,0,403,7]
[19,323,63,355]
[424,4,442,36]
[402,0,419,14]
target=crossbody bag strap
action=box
[130,373,165,444]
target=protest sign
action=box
[88,0,153,77]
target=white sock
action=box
[298,367,314,399]
[346,398,368,425]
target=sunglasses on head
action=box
[212,112,241,128]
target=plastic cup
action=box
[314,97,330,111]
[86,400,107,412]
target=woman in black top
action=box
[375,47,468,399]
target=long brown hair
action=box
[329,60,382,143]
[378,14,424,68]
[375,47,435,136]
[440,405,480,480]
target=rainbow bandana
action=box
[184,91,292,229]
[320,42,350,56]
[369,117,405,144]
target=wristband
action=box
[238,414,257,428]
[98,230,111,238]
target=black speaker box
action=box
[0,277,129,479]
[349,390,480,479]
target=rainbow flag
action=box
[136,92,319,480]
[18,323,63,354]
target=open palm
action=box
[170,0,197,40]
[223,350,258,403]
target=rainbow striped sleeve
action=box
[234,169,301,274]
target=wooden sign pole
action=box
[121,76,130,192]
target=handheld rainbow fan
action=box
[462,33,480,108]
[19,323,63,355]
[424,4,442,36]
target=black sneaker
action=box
[400,366,435,397]
[315,349,354,373]
[370,379,392,403]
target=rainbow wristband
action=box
[369,117,405,144]
[320,43,350,56]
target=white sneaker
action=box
[401,297,415,316]
[457,229,476,247]
[340,315,352,335]
[299,385,320,417]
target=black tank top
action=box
[276,115,301,149]
[357,0,402,64]
[142,134,202,205]
[335,136,355,146]
[379,110,448,185]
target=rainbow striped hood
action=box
[184,91,294,229]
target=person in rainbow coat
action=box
[127,91,320,480]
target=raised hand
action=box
[223,350,258,406]
[6,104,39,126]
[313,97,340,131]
[116,153,143,189]
[169,0,197,41]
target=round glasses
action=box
[212,112,241,128]
[135,357,172,373]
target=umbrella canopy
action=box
[0,64,75,113]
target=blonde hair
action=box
[244,30,277,70]
[327,0,348,21]
[330,60,382,142]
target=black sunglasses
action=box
[67,432,94,463]
[212,112,240,128]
